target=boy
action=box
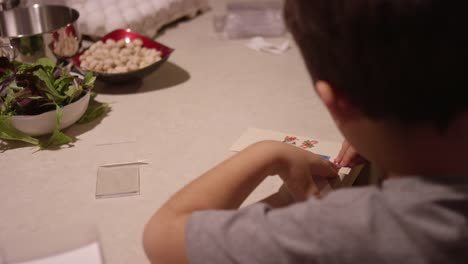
[143,0,468,263]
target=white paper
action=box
[16,242,103,264]
[246,37,290,55]
[231,128,363,195]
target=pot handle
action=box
[0,39,15,61]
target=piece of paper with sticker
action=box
[282,136,328,159]
[282,136,299,145]
[230,128,363,194]
[231,128,341,163]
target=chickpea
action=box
[117,39,126,48]
[105,39,116,46]
[133,39,143,47]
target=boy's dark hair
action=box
[285,0,468,130]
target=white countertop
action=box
[0,7,343,264]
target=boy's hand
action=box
[273,142,339,201]
[334,140,367,167]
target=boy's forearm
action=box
[144,141,283,264]
[160,141,282,214]
[143,140,337,263]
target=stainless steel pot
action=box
[0,5,80,63]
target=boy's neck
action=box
[368,113,468,177]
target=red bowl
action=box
[71,29,174,83]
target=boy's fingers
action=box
[338,144,367,167]
[311,158,340,178]
[285,179,310,201]
[339,148,356,167]
[334,141,350,164]
[278,184,295,203]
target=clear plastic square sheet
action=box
[96,165,140,199]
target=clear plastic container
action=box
[214,0,286,39]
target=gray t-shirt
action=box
[186,176,468,263]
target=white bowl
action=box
[11,92,91,136]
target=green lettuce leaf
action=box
[0,115,40,145]
[54,75,73,94]
[34,68,67,104]
[0,89,16,115]
[77,102,110,124]
[35,58,55,69]
[78,93,110,124]
[83,71,96,89]
[42,105,72,148]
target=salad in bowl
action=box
[0,56,107,148]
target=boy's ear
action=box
[315,81,358,125]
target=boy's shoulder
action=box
[186,176,468,264]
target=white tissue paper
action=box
[246,37,290,55]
